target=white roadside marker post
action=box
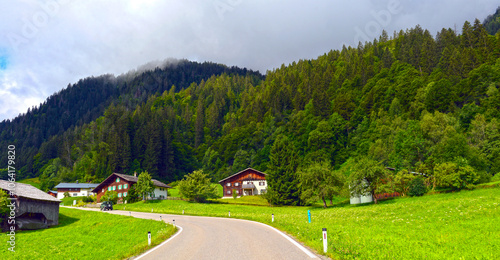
[148,231,151,246]
[160,216,162,221]
[322,228,327,253]
[151,208,153,213]
[182,210,184,214]
[272,213,274,222]
[228,211,231,217]
[173,219,175,227]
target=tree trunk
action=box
[372,191,378,204]
[322,197,327,208]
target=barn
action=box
[0,180,61,230]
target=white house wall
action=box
[242,180,267,195]
[148,187,168,199]
[56,188,95,200]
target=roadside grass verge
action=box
[1,207,176,260]
[114,187,500,259]
[214,195,269,206]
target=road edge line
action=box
[134,225,184,260]
[219,217,318,258]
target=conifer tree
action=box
[265,135,301,206]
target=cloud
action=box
[0,0,499,121]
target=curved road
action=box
[74,207,323,259]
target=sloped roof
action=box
[54,183,99,189]
[218,168,267,183]
[0,180,61,203]
[92,173,171,193]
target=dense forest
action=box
[1,16,500,194]
[0,60,262,180]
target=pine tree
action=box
[265,135,301,205]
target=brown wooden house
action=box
[219,168,267,198]
[92,173,171,203]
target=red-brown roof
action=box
[218,168,267,183]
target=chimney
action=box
[134,172,137,177]
[76,180,79,184]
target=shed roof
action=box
[0,180,61,203]
[218,168,267,183]
[54,183,100,189]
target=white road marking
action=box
[65,207,319,259]
[134,224,184,260]
[225,217,318,258]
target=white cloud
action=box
[0,0,499,121]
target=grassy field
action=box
[18,178,41,189]
[60,196,87,205]
[114,187,500,259]
[168,183,223,198]
[1,207,176,260]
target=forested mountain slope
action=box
[2,18,500,192]
[0,60,262,178]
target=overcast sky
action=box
[0,0,498,121]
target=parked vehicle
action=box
[100,201,113,211]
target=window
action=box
[118,185,122,190]
[102,188,104,192]
[118,193,122,198]
[116,177,120,182]
[235,182,239,186]
[226,183,231,187]
[124,192,128,197]
[236,190,240,194]
[124,184,128,189]
[112,186,116,191]
[73,193,77,196]
[108,187,111,191]
[227,190,231,194]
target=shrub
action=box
[63,191,70,198]
[82,196,96,203]
[393,170,416,196]
[0,189,9,224]
[434,161,480,190]
[232,190,238,199]
[101,191,118,204]
[477,171,492,184]
[409,177,427,196]
[178,170,218,202]
[124,185,140,203]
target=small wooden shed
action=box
[0,180,61,230]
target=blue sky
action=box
[0,0,499,121]
[0,56,7,70]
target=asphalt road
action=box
[72,207,323,260]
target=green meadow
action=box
[1,207,175,260]
[115,187,500,260]
[17,178,41,189]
